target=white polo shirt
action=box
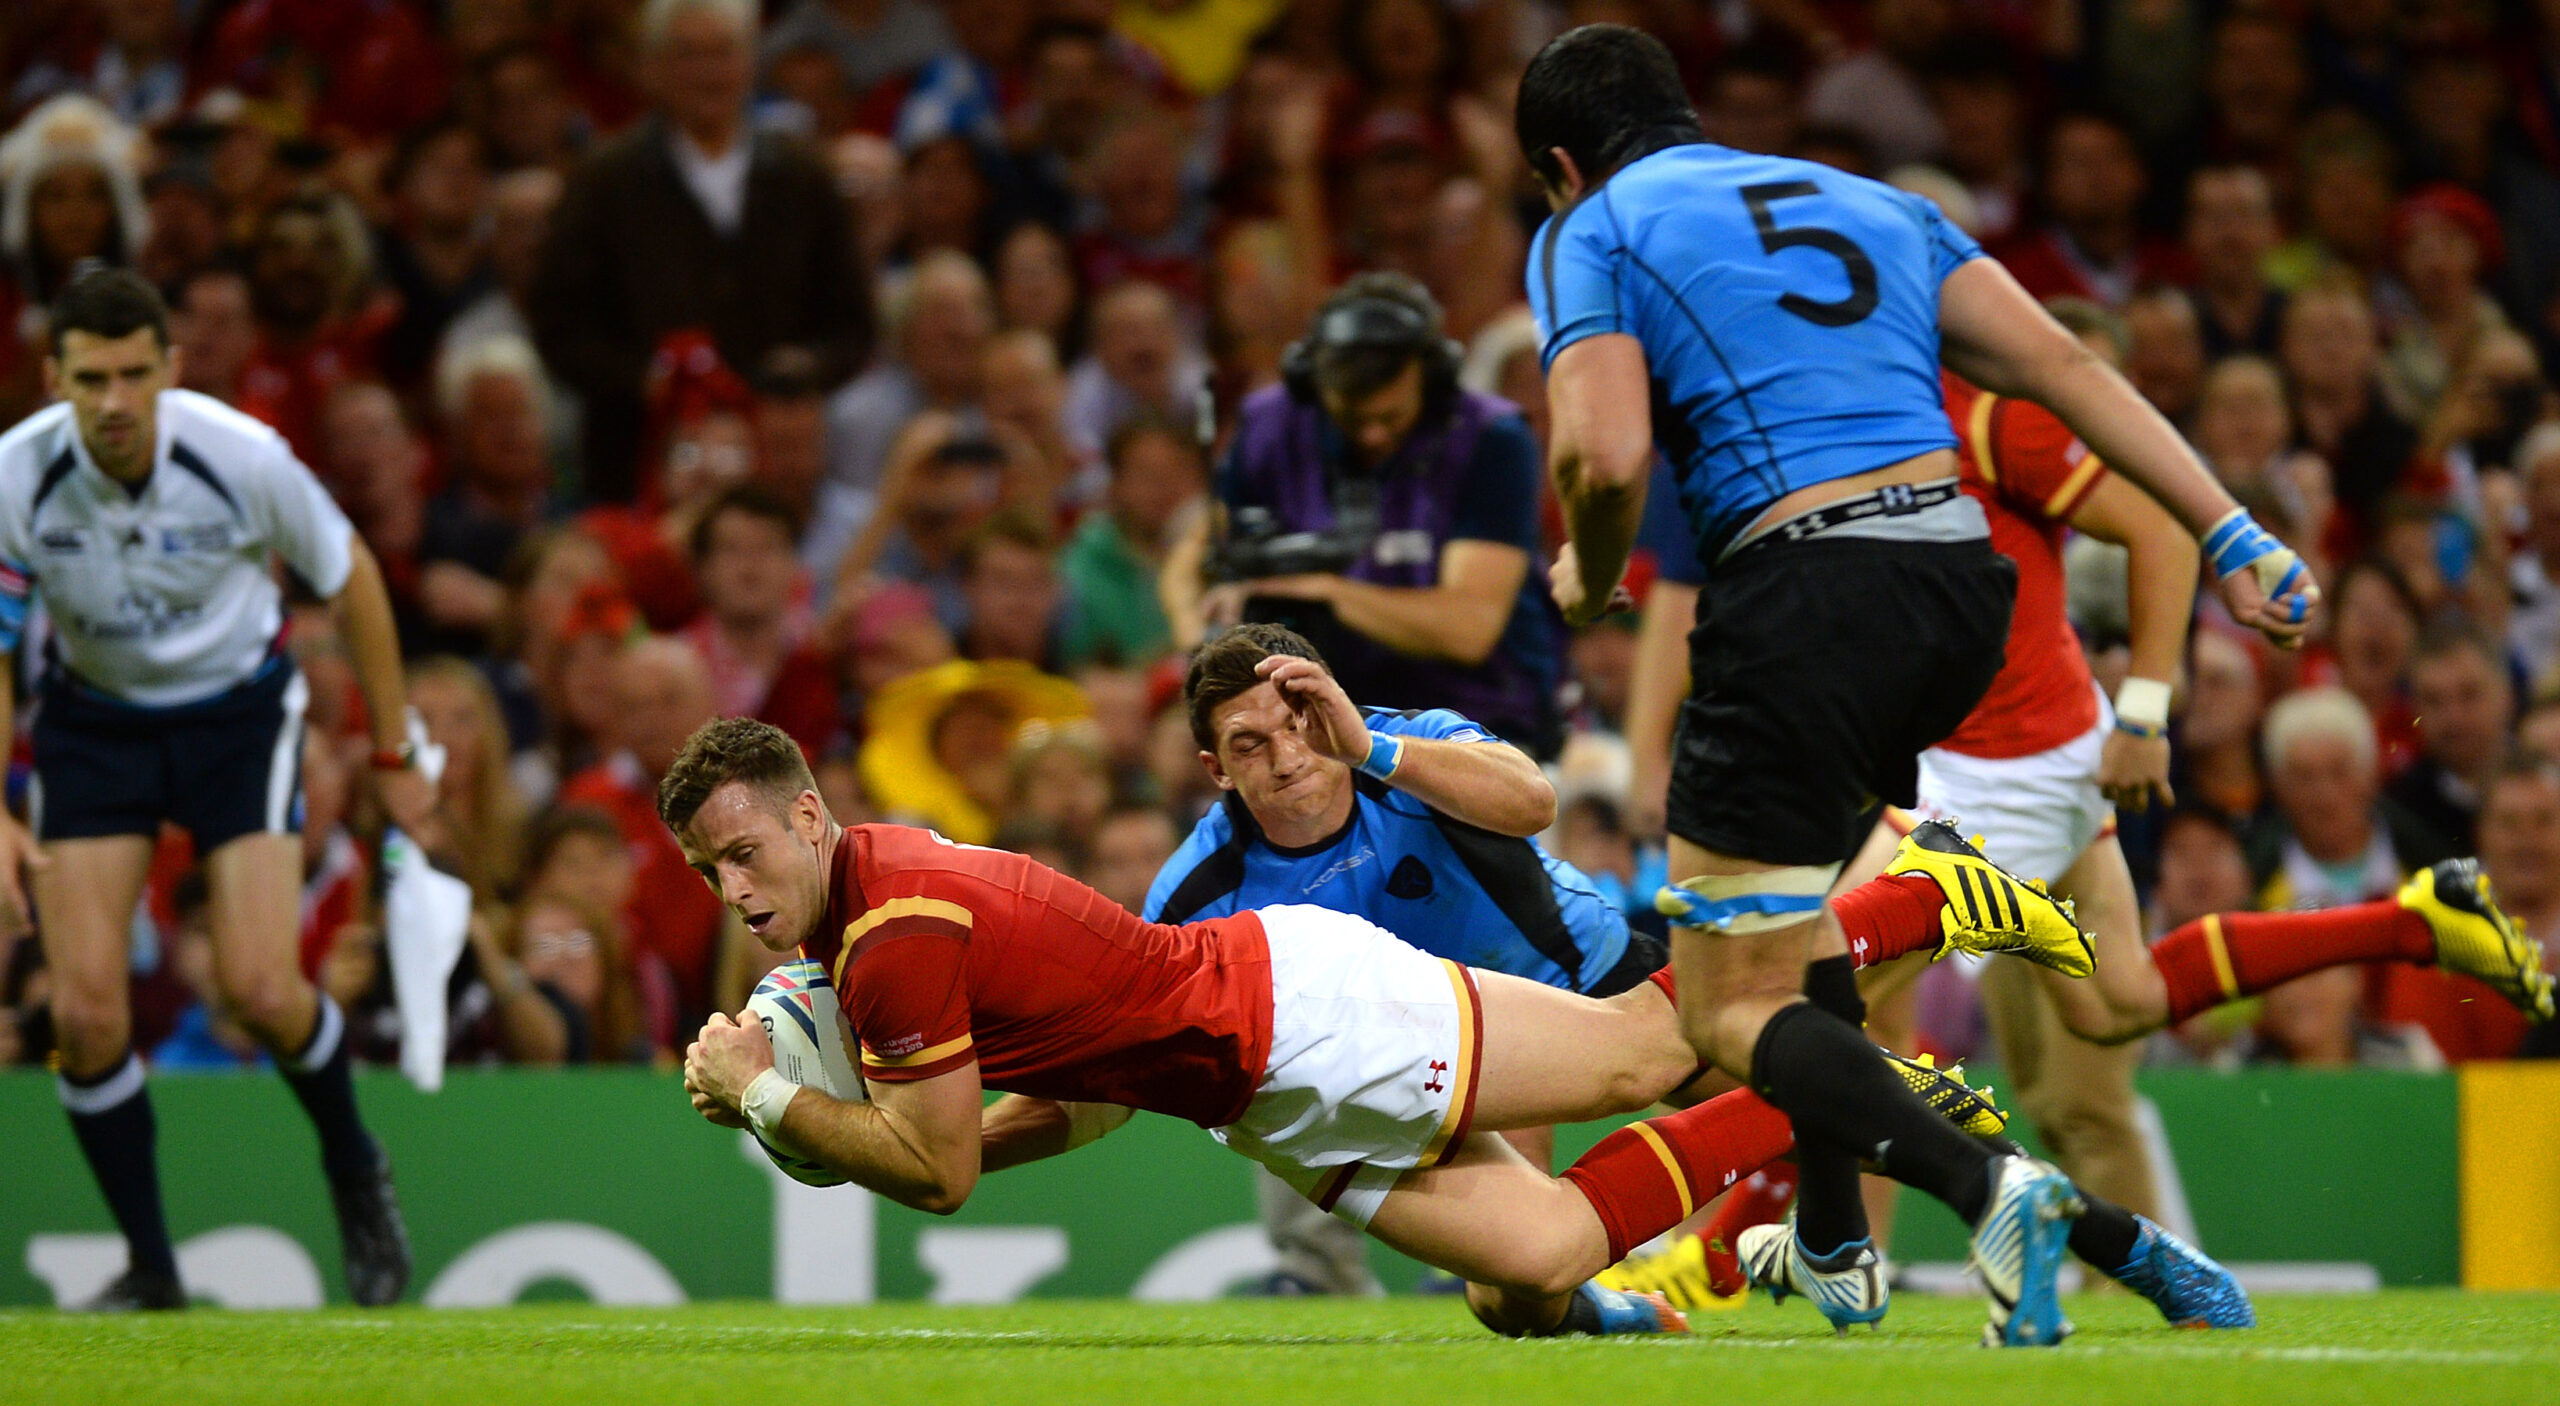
[0,389,354,707]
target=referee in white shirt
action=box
[0,269,438,1310]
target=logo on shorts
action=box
[1878,483,1919,515]
[36,527,85,555]
[1423,1061,1448,1094]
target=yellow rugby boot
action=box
[1886,819,2095,978]
[1883,1050,2008,1138]
[1596,1232,1744,1313]
[2397,859,2555,1021]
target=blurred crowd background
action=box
[1,0,2557,1076]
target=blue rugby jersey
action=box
[1144,707,1630,992]
[1527,142,1985,561]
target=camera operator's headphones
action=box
[1280,283,1466,409]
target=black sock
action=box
[2068,1195,2143,1272]
[277,995,379,1183]
[1750,1002,1998,1223]
[1801,955,1866,1027]
[1793,957,1877,1255]
[61,1053,178,1279]
[1789,1136,1871,1257]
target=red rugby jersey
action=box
[1937,371,2110,759]
[800,825,1275,1128]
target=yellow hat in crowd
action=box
[858,659,1091,845]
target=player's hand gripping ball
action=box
[743,959,869,1186]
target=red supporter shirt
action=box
[561,754,726,1027]
[802,825,1274,1128]
[1938,371,2109,758]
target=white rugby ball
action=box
[746,957,867,1186]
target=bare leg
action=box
[1464,972,1705,1131]
[204,833,319,1052]
[1365,1132,1616,1334]
[1980,958,2162,1229]
[2032,836,2172,1044]
[33,837,155,1077]
[1662,838,1820,1078]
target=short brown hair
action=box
[656,717,818,831]
[688,481,804,563]
[1183,623,1328,750]
[959,506,1055,577]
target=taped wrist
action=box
[2114,676,2171,740]
[1356,730,1406,781]
[2202,508,2311,622]
[740,1068,802,1145]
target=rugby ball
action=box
[746,958,867,1186]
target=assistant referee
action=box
[0,268,439,1310]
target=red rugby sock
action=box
[1831,873,1948,968]
[1702,1159,1799,1249]
[1560,1090,1795,1263]
[2150,902,2434,1024]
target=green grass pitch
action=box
[4,1292,2553,1406]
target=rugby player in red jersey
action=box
[664,717,2033,1338]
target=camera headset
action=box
[1279,286,1466,413]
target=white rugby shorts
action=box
[1214,904,1483,1229]
[1909,686,2117,887]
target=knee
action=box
[2018,1084,2138,1152]
[215,964,310,1044]
[2053,1004,2153,1048]
[1465,1228,1592,1304]
[48,983,130,1063]
[1478,1256,1587,1304]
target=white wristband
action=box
[740,1068,802,1145]
[2115,676,2173,731]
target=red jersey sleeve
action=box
[832,898,978,1083]
[1960,390,2109,524]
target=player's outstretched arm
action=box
[1545,335,1654,625]
[688,1012,987,1213]
[1257,654,1556,836]
[1622,579,1697,838]
[1938,258,2314,646]
[979,1096,1136,1173]
[2068,475,2199,812]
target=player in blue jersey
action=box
[1515,26,2318,1346]
[1149,620,1661,1294]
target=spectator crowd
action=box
[1,0,2557,1073]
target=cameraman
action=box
[1168,274,1563,757]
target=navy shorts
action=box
[1667,533,2016,867]
[29,661,308,851]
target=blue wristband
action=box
[2114,717,2167,741]
[1356,730,1405,781]
[2201,509,2282,580]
